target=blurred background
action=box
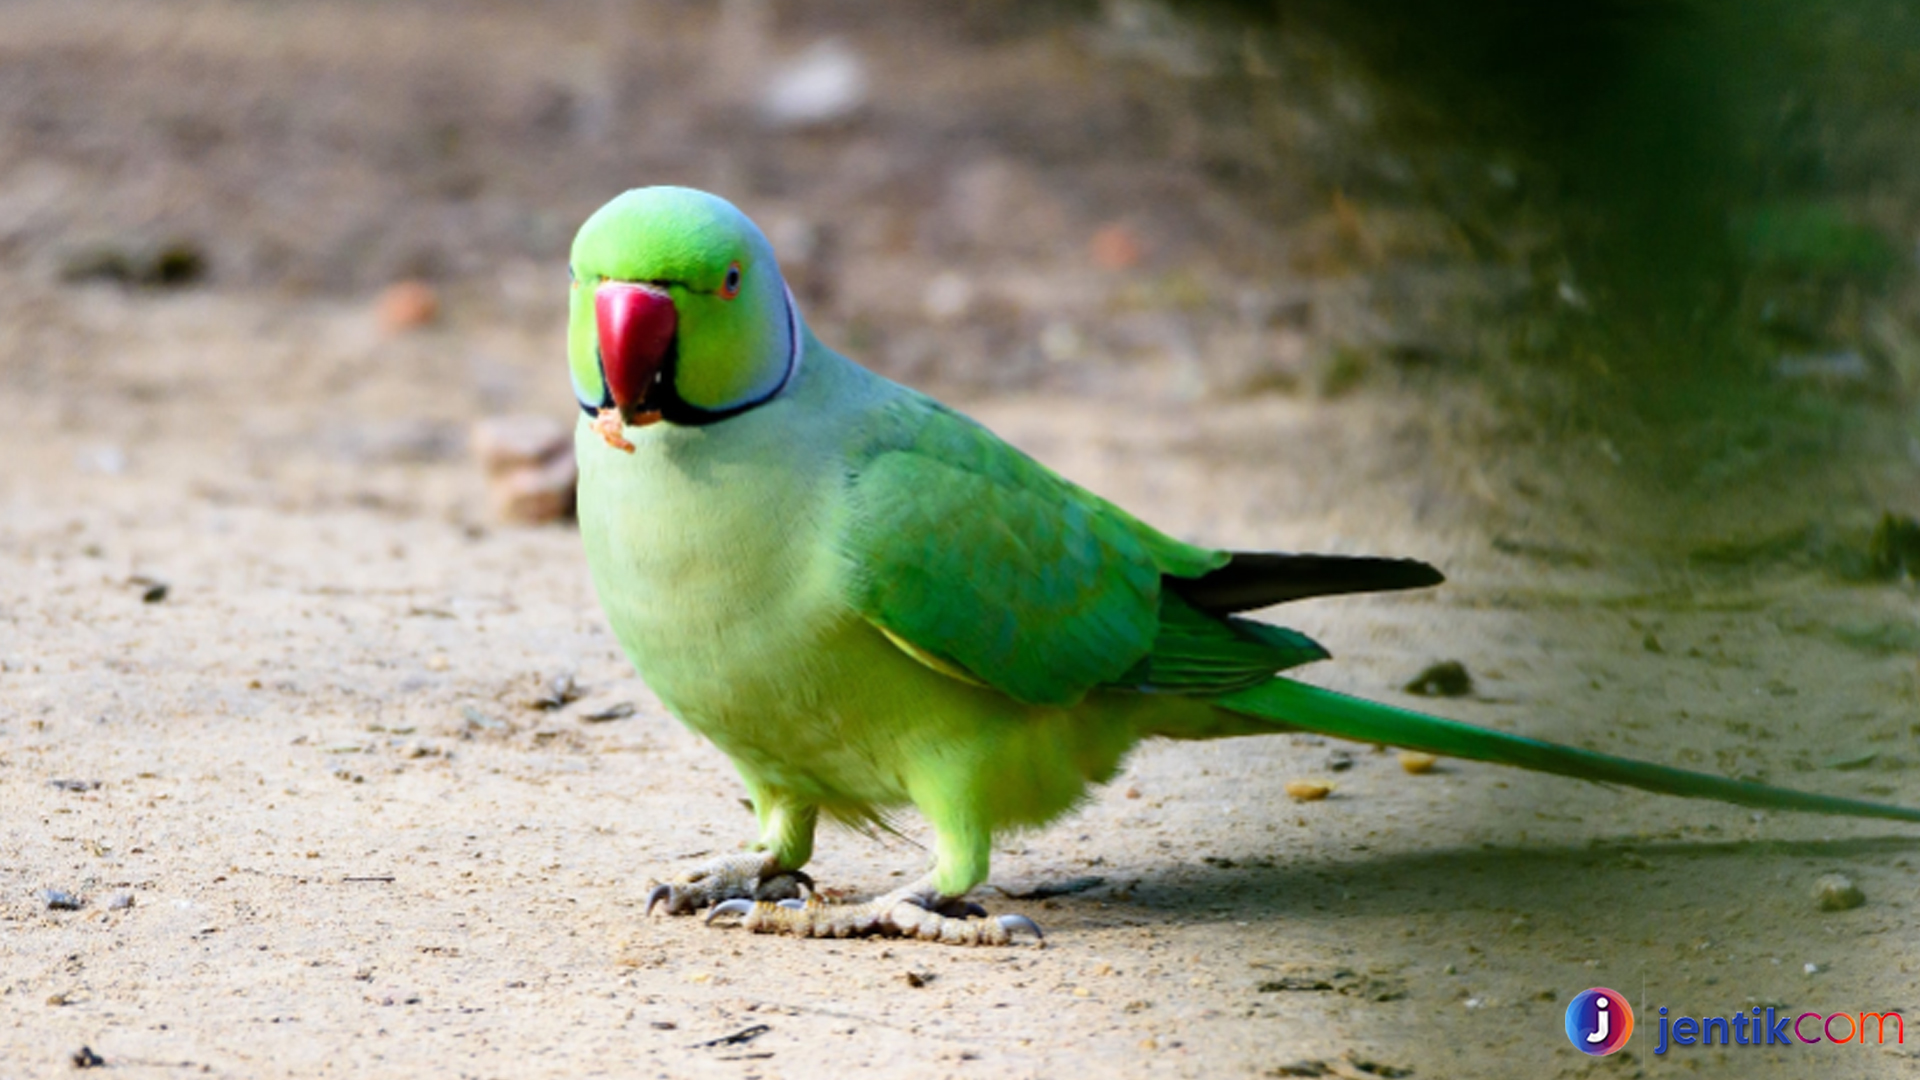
[7,0,1920,534]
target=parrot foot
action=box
[644,853,811,916]
[705,882,1044,947]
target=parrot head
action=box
[568,187,800,435]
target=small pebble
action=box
[378,280,439,332]
[39,889,83,911]
[106,892,135,911]
[1090,223,1144,270]
[525,673,579,711]
[1398,752,1438,774]
[1285,780,1331,802]
[471,416,577,524]
[471,415,570,475]
[1403,660,1473,697]
[580,701,637,723]
[1813,874,1865,912]
[72,1046,105,1069]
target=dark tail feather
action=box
[1217,677,1920,824]
[1170,553,1444,614]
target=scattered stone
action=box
[525,673,579,711]
[1397,752,1437,775]
[128,574,168,603]
[1090,223,1144,270]
[579,701,637,723]
[72,1046,105,1068]
[61,239,206,288]
[470,416,576,524]
[1326,751,1354,772]
[692,1022,771,1049]
[760,39,868,129]
[1258,977,1335,992]
[922,271,973,322]
[461,706,506,732]
[472,415,569,474]
[1343,1051,1415,1078]
[378,280,440,332]
[39,889,83,911]
[1814,874,1865,912]
[1285,780,1332,802]
[106,891,135,910]
[77,444,128,475]
[1402,660,1473,697]
[48,779,101,792]
[903,969,934,988]
[147,242,207,287]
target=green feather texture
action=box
[570,186,1920,914]
[841,396,1226,707]
[1220,679,1920,823]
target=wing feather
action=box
[838,395,1433,706]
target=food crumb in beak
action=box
[593,407,636,453]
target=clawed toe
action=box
[704,886,1043,946]
[706,898,756,924]
[644,853,793,916]
[996,912,1045,942]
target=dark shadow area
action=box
[1073,833,1920,924]
[1174,0,1920,473]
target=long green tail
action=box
[1217,677,1920,824]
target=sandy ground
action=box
[7,3,1920,1078]
[7,284,1920,1080]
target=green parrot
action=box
[568,186,1920,946]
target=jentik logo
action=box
[1566,988,1635,1055]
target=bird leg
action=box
[705,877,1044,946]
[644,852,811,916]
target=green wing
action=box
[840,396,1321,707]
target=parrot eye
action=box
[720,262,742,300]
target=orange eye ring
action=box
[720,262,743,300]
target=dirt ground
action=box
[7,3,1920,1078]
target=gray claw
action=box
[706,898,755,925]
[645,883,674,916]
[997,913,1045,942]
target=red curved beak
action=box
[595,281,677,423]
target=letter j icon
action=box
[1565,988,1634,1055]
